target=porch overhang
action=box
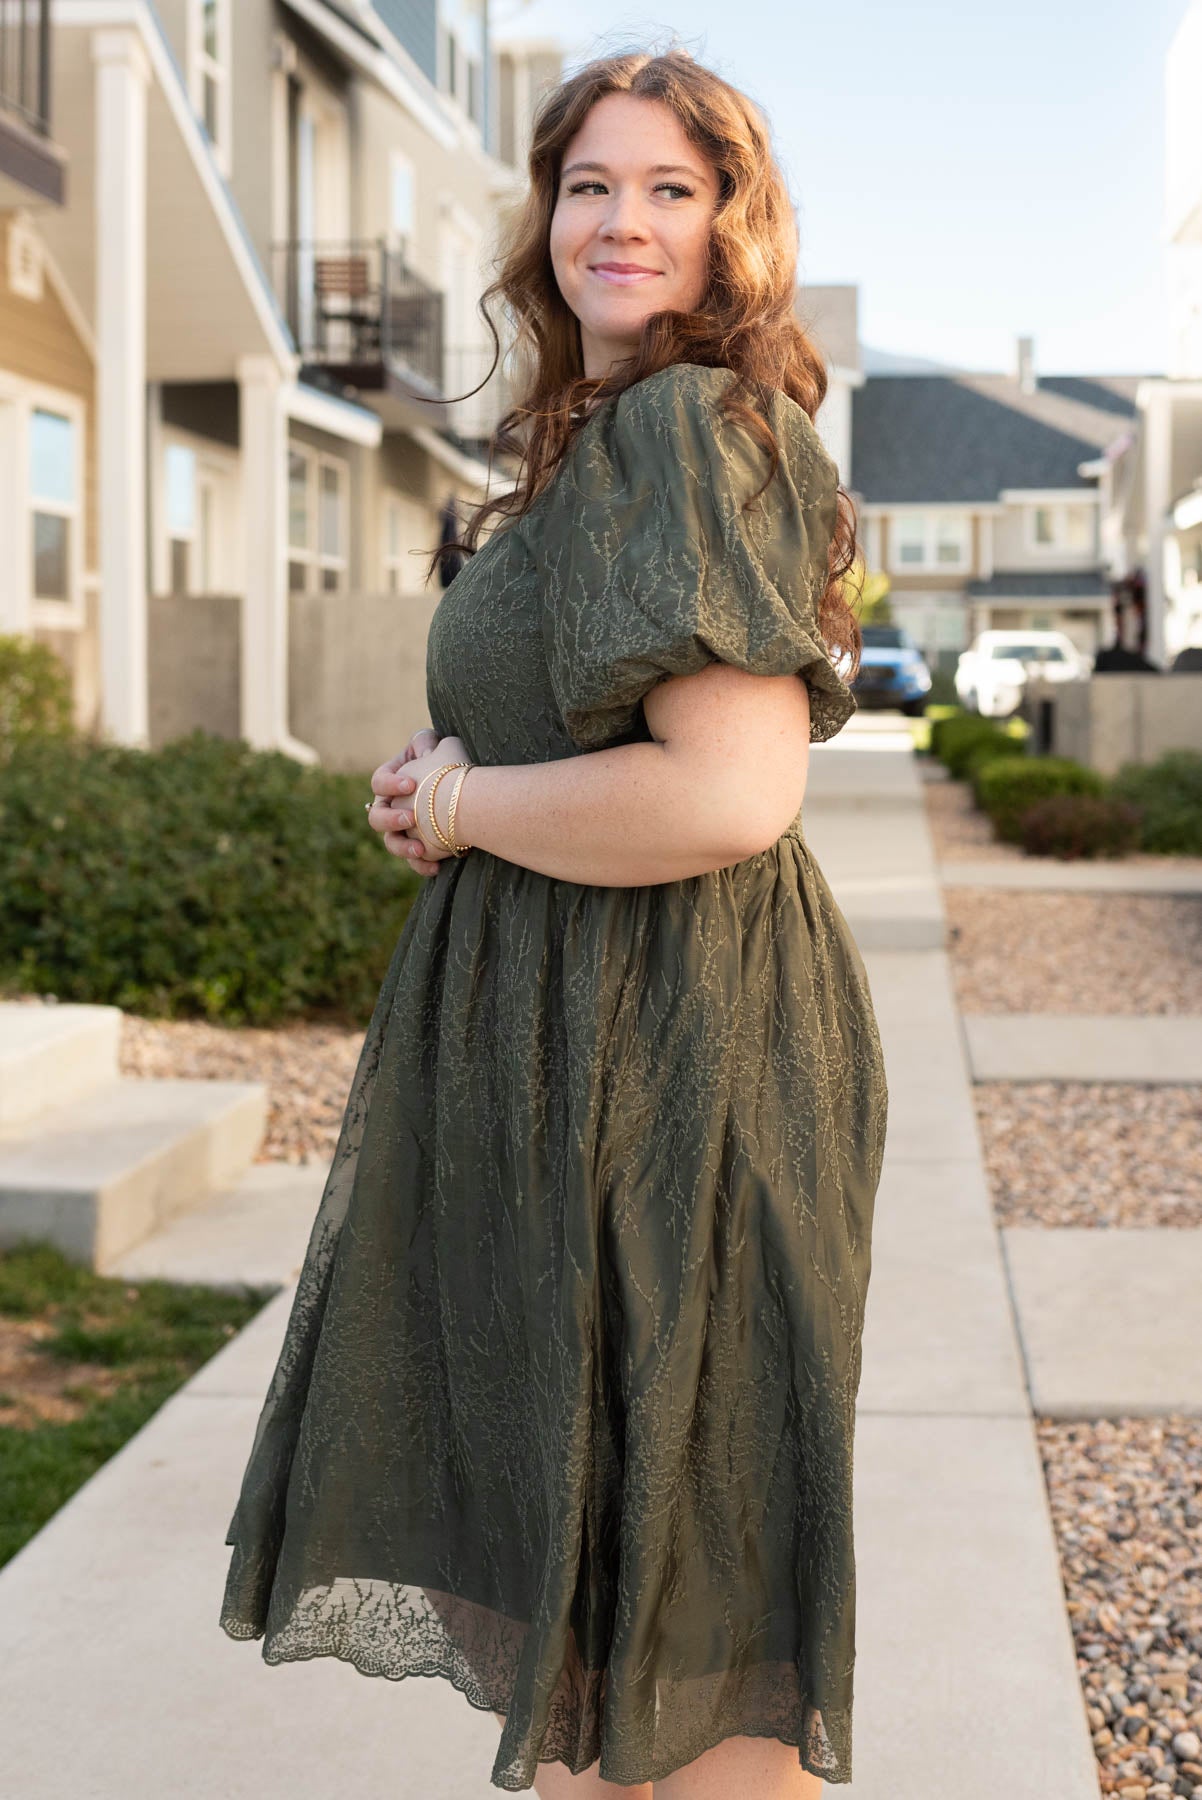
[41,1,295,380]
[0,109,67,206]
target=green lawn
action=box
[0,1242,272,1568]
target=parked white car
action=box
[954,629,1089,718]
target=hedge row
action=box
[0,730,421,1027]
[928,709,1202,859]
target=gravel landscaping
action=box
[924,771,1202,879]
[945,891,1202,1014]
[118,1011,366,1166]
[1038,1414,1202,1800]
[923,770,1023,862]
[976,1083,1202,1228]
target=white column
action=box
[1142,384,1171,668]
[93,28,150,746]
[237,355,317,761]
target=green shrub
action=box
[1111,750,1202,855]
[931,713,1028,779]
[0,730,421,1027]
[1017,793,1143,860]
[0,636,74,765]
[972,755,1107,842]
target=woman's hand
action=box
[367,731,471,877]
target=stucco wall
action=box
[148,592,242,748]
[1027,674,1202,774]
[288,587,440,773]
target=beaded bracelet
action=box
[414,761,472,857]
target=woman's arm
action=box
[390,663,812,888]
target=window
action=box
[935,515,970,566]
[288,442,348,592]
[1029,502,1095,554]
[895,515,926,566]
[197,478,216,591]
[165,444,196,595]
[389,153,416,249]
[439,5,483,125]
[162,441,224,594]
[385,496,405,592]
[383,493,427,592]
[889,512,970,572]
[190,0,231,169]
[30,408,78,604]
[989,641,1066,662]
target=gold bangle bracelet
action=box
[446,765,473,854]
[425,762,469,853]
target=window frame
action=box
[384,494,405,593]
[887,509,971,574]
[188,0,233,174]
[155,428,238,597]
[382,491,428,594]
[288,441,349,594]
[388,150,417,254]
[1026,500,1095,555]
[15,380,87,631]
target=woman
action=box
[219,47,888,1800]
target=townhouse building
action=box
[0,0,561,770]
[849,339,1147,671]
[1098,0,1202,667]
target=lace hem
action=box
[218,1573,851,1789]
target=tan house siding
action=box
[0,226,101,733]
[0,241,97,569]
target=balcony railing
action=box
[274,239,444,393]
[0,0,51,139]
[441,341,515,458]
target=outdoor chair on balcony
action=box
[314,254,380,360]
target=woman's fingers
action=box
[383,827,447,875]
[372,729,441,796]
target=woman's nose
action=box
[598,195,650,239]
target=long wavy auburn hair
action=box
[430,46,863,678]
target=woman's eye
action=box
[564,180,695,199]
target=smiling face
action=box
[548,91,719,381]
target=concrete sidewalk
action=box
[0,714,1099,1799]
[963,1012,1202,1083]
[1002,1228,1202,1417]
[940,856,1202,893]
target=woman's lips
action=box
[588,264,663,285]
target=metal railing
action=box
[440,341,514,456]
[273,239,444,391]
[0,0,52,137]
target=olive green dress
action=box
[219,362,889,1790]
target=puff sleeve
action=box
[537,362,857,753]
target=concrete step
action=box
[1003,1226,1202,1417]
[0,1000,122,1130]
[105,1159,331,1292]
[962,1012,1202,1083]
[0,1076,267,1272]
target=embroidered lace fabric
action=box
[219,363,889,1789]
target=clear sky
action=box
[493,0,1192,378]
